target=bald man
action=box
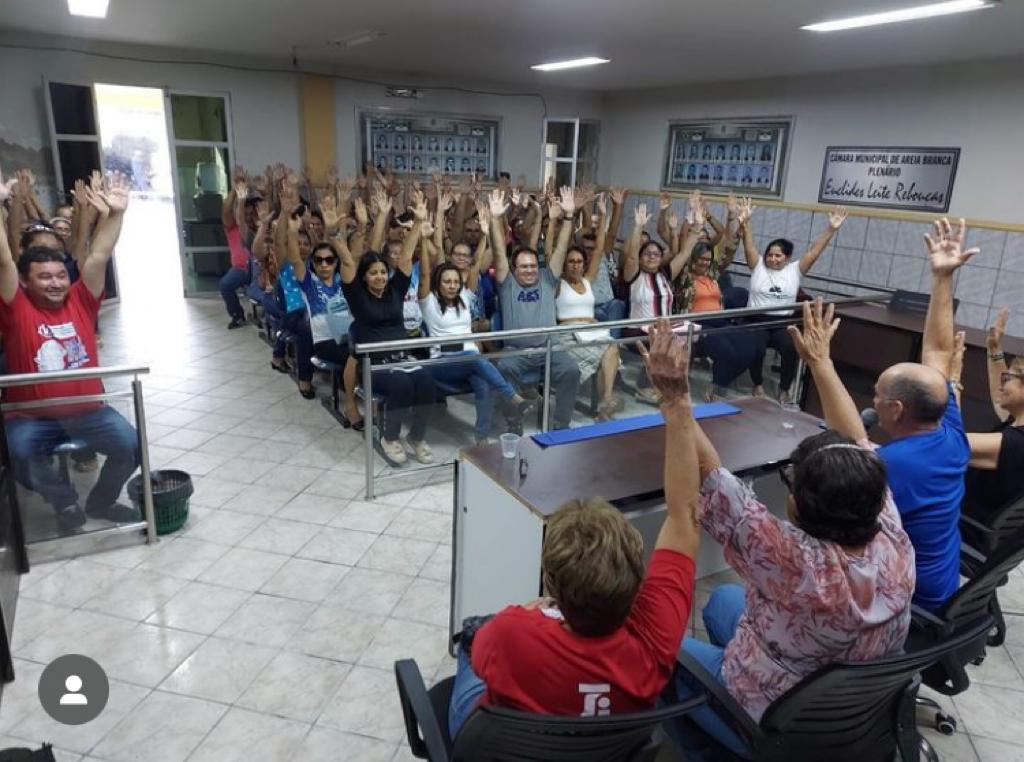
[873,219,976,611]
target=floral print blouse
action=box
[698,450,916,721]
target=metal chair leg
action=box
[919,735,939,762]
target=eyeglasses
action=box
[779,464,795,493]
[642,250,663,258]
[313,255,337,265]
[24,223,56,235]
[1001,372,1024,385]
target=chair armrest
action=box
[960,542,988,565]
[959,514,991,534]
[394,659,450,762]
[910,604,946,635]
[675,650,761,746]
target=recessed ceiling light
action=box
[67,0,109,18]
[531,57,610,72]
[802,0,996,32]
[329,31,384,48]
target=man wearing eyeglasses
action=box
[0,175,140,535]
[870,218,975,612]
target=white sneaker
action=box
[634,387,661,406]
[380,438,407,465]
[405,438,434,464]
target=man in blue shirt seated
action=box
[873,218,977,611]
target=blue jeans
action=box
[431,352,517,440]
[594,299,627,338]
[449,646,486,739]
[219,266,250,319]
[5,405,139,513]
[496,351,580,430]
[667,584,751,759]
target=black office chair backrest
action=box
[942,526,1024,630]
[451,695,705,762]
[758,616,991,762]
[984,492,1024,550]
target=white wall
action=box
[601,56,1024,224]
[0,33,304,192]
[332,76,603,183]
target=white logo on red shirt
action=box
[579,683,611,717]
[34,322,90,372]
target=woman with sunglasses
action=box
[622,201,700,404]
[961,307,1024,526]
[666,299,914,758]
[417,235,530,443]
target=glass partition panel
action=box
[541,161,573,192]
[2,394,146,546]
[48,82,97,135]
[544,121,575,160]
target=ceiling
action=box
[2,0,1023,91]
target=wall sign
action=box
[662,117,793,198]
[818,146,959,213]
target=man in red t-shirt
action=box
[219,167,257,330]
[447,319,701,737]
[0,174,139,535]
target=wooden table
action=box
[449,397,825,642]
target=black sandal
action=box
[299,386,316,400]
[271,360,292,374]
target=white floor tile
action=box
[145,581,251,634]
[316,665,407,743]
[357,535,436,576]
[159,636,276,703]
[259,558,350,603]
[188,707,311,762]
[237,651,351,723]
[323,568,414,617]
[296,526,377,566]
[215,593,316,647]
[197,547,289,592]
[295,726,397,762]
[239,517,320,555]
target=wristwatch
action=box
[989,352,1006,361]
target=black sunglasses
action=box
[313,255,337,265]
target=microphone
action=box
[861,408,879,430]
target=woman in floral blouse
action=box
[668,299,916,758]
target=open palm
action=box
[925,218,979,275]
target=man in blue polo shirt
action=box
[873,218,977,611]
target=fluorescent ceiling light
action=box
[802,0,995,32]
[68,0,109,18]
[531,57,610,72]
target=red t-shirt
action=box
[472,549,695,717]
[227,224,250,269]
[0,281,104,417]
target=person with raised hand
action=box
[552,188,624,420]
[446,318,698,739]
[666,297,914,759]
[739,200,847,403]
[340,192,437,465]
[488,188,581,432]
[0,172,142,535]
[961,306,1024,527]
[871,217,974,611]
[218,166,256,329]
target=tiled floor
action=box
[2,295,1024,760]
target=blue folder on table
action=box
[531,402,742,448]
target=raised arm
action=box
[637,319,701,560]
[434,192,452,255]
[656,192,674,246]
[788,298,866,441]
[80,174,130,300]
[737,197,759,270]
[418,225,433,300]
[19,170,46,221]
[487,189,511,283]
[985,307,1011,420]
[669,196,704,281]
[7,177,27,261]
[0,199,17,304]
[368,185,393,253]
[623,202,650,284]
[799,207,846,275]
[394,191,427,277]
[585,195,610,283]
[921,218,980,375]
[525,197,543,252]
[70,180,99,266]
[547,187,575,279]
[605,187,627,256]
[221,182,238,229]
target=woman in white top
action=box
[622,201,700,404]
[418,240,529,443]
[738,198,847,403]
[549,190,623,420]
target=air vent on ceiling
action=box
[329,31,384,48]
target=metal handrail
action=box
[352,293,891,356]
[0,364,150,389]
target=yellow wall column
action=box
[299,75,336,185]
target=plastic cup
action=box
[500,433,520,459]
[780,401,801,431]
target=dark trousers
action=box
[372,367,436,442]
[697,319,760,388]
[748,325,798,392]
[219,266,249,319]
[496,351,581,429]
[5,406,139,513]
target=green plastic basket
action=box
[127,469,194,535]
